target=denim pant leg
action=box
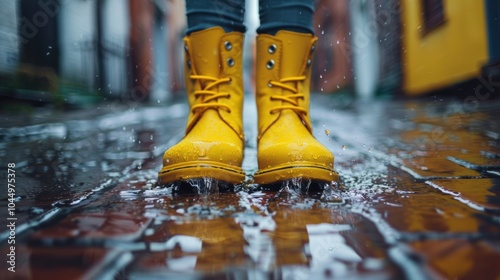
[257,0,316,35]
[185,0,246,35]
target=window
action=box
[421,0,445,34]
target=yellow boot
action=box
[158,27,245,186]
[253,31,339,186]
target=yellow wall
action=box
[401,0,488,95]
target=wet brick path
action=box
[0,94,499,279]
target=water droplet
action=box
[342,145,347,150]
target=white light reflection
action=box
[305,223,361,278]
[149,235,203,272]
[237,191,277,271]
[167,256,198,272]
[236,213,276,271]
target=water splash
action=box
[163,178,235,195]
[320,180,343,203]
[276,178,303,199]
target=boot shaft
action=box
[183,27,245,139]
[255,31,318,139]
[253,31,338,185]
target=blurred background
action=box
[0,0,499,109]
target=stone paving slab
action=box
[372,183,499,234]
[426,179,500,212]
[30,212,151,242]
[0,245,130,280]
[401,157,481,180]
[410,239,500,280]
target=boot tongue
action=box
[188,27,225,86]
[275,30,314,78]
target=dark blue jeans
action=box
[185,0,315,35]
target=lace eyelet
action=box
[268,44,277,54]
[224,41,232,51]
[306,59,311,67]
[227,58,235,67]
[267,81,273,87]
[266,60,275,69]
[187,59,192,69]
[184,44,189,53]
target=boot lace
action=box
[190,75,232,115]
[268,76,307,115]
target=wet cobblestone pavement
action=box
[1,94,499,279]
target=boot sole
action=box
[158,161,246,186]
[253,163,339,185]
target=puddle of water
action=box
[111,167,397,277]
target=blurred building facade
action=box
[312,0,352,94]
[400,0,494,95]
[0,1,20,82]
[313,0,499,97]
[311,0,403,98]
[1,0,499,106]
[0,0,186,106]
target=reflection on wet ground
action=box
[0,95,499,279]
